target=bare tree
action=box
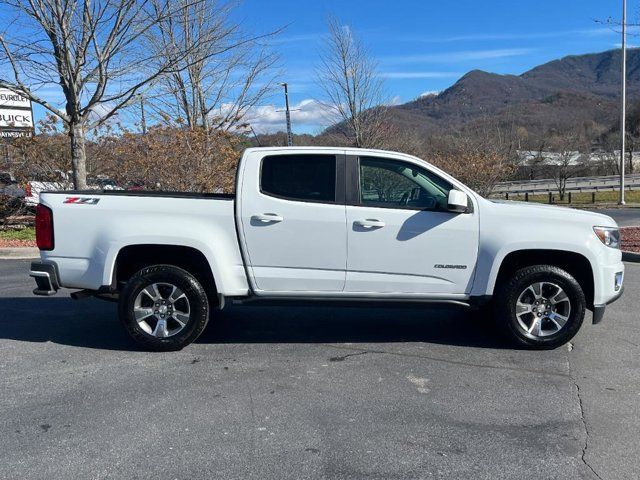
[147,0,279,131]
[518,135,549,180]
[316,16,387,148]
[623,102,640,174]
[0,0,222,188]
[625,133,637,175]
[93,125,242,192]
[428,134,515,197]
[545,132,587,201]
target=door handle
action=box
[354,219,385,228]
[252,213,284,223]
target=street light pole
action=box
[280,82,293,147]
[620,0,627,205]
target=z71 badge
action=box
[64,197,100,205]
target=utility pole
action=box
[620,0,627,205]
[280,82,293,146]
[140,96,147,135]
[249,125,261,147]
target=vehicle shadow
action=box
[0,297,510,351]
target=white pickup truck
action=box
[30,147,624,351]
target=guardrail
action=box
[494,174,640,195]
[496,173,640,187]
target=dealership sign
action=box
[0,108,33,129]
[0,87,34,136]
[0,89,31,108]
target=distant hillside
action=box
[383,49,640,138]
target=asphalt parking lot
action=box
[592,208,640,227]
[1,259,639,480]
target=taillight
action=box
[25,183,32,197]
[35,204,54,250]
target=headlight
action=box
[593,226,620,249]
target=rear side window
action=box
[261,154,336,203]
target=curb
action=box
[622,251,640,263]
[0,247,39,260]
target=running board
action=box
[228,296,472,309]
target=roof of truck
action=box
[244,146,415,158]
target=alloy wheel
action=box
[515,281,571,338]
[133,282,191,338]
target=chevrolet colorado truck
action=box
[30,147,625,351]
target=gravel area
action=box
[0,239,36,248]
[621,227,640,253]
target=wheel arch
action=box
[110,244,218,306]
[490,249,595,308]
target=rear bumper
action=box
[29,261,60,296]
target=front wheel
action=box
[118,265,210,351]
[495,265,586,349]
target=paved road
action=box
[1,259,639,479]
[591,208,640,227]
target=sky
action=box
[4,0,636,135]
[236,0,634,134]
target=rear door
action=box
[239,152,347,293]
[345,155,479,295]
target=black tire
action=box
[495,265,585,349]
[118,265,210,351]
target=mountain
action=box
[385,49,640,137]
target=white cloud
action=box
[379,71,460,79]
[88,103,117,124]
[242,99,340,134]
[402,28,619,43]
[381,48,533,64]
[419,90,440,98]
[272,33,324,44]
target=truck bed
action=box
[44,189,236,200]
[38,189,248,296]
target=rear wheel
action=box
[118,265,210,351]
[495,265,585,349]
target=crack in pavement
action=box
[328,350,370,362]
[322,344,570,378]
[327,342,604,478]
[567,343,603,480]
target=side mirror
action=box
[447,190,468,213]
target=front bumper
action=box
[590,258,624,324]
[592,286,624,324]
[29,261,60,296]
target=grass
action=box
[500,190,640,205]
[0,227,35,241]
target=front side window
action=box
[261,154,336,203]
[359,157,452,210]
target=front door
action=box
[240,153,347,293]
[345,155,479,295]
